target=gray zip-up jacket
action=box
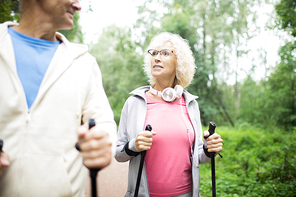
[115,86,211,197]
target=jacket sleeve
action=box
[81,56,117,155]
[191,100,211,164]
[197,130,211,164]
[114,98,141,162]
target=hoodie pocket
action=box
[19,154,72,197]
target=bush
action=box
[199,126,296,197]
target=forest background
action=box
[1,0,295,196]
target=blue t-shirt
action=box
[8,27,60,109]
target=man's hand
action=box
[135,130,156,152]
[204,131,223,153]
[77,125,112,169]
[0,152,10,176]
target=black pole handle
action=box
[0,139,3,163]
[204,122,216,140]
[75,119,96,151]
[0,139,3,153]
[141,124,152,157]
[209,122,216,136]
[134,124,152,197]
[208,122,223,158]
[145,124,152,132]
[88,118,96,130]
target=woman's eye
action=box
[164,51,169,56]
[152,51,158,56]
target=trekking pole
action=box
[75,119,100,197]
[88,118,101,197]
[208,122,218,197]
[206,122,223,197]
[0,139,3,166]
[0,139,3,154]
[134,124,152,197]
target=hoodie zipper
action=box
[18,107,30,197]
[26,110,31,124]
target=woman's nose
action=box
[154,56,161,62]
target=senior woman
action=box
[115,32,223,197]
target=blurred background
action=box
[1,0,295,196]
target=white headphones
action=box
[150,85,183,102]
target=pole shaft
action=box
[91,176,97,197]
[134,152,145,197]
[134,125,151,197]
[90,169,99,197]
[211,154,216,197]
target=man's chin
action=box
[59,22,74,31]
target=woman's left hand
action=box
[204,131,223,153]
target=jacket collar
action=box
[129,86,149,98]
[0,21,18,40]
[130,85,199,104]
[0,22,89,110]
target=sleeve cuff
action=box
[203,144,212,158]
[122,141,140,157]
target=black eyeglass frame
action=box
[147,49,176,57]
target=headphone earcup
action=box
[150,85,184,102]
[162,87,177,102]
[174,85,183,98]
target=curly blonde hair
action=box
[143,32,196,88]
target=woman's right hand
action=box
[135,130,156,152]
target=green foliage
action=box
[275,0,296,37]
[134,0,162,50]
[232,1,296,131]
[238,76,267,125]
[90,25,147,123]
[264,42,296,129]
[199,126,296,196]
[270,0,296,129]
[0,0,20,23]
[58,13,84,43]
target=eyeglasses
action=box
[148,49,175,57]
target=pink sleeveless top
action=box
[144,92,195,197]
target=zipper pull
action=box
[26,110,31,123]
